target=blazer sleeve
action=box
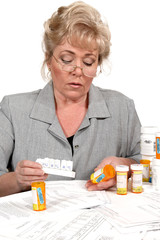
[126,99,141,162]
[0,96,15,175]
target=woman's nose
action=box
[72,65,83,76]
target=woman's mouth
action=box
[69,82,82,88]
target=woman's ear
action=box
[47,61,51,72]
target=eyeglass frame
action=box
[52,55,99,78]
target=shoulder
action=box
[0,81,54,119]
[94,85,134,103]
[0,88,41,116]
[3,89,40,101]
[97,86,132,101]
[92,85,136,113]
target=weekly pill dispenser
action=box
[36,158,76,178]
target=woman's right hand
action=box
[15,160,48,191]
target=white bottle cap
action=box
[141,126,159,134]
[156,132,160,137]
[142,155,154,161]
[131,164,143,171]
[116,165,129,172]
[152,158,160,166]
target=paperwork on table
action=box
[0,180,109,223]
[0,181,160,240]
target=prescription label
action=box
[37,187,44,204]
[157,138,160,153]
[31,182,46,211]
[93,169,102,178]
[96,173,105,183]
[131,171,143,193]
[116,172,128,195]
[142,164,150,182]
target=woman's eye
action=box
[85,62,92,66]
[83,61,94,67]
[60,55,73,64]
[83,58,96,67]
[61,59,72,64]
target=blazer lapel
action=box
[29,82,111,140]
[29,81,67,142]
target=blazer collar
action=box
[30,81,56,124]
[87,84,111,119]
[30,82,111,124]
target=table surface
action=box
[0,180,160,240]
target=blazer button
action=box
[74,145,79,149]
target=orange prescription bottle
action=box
[140,159,150,182]
[156,133,160,159]
[31,182,46,211]
[90,165,115,184]
[131,164,143,193]
[116,165,129,195]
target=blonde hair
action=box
[41,1,111,80]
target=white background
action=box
[0,0,159,127]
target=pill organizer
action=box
[36,158,76,178]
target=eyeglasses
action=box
[52,55,98,78]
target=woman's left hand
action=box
[85,156,137,191]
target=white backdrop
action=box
[0,0,159,127]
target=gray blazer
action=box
[0,82,141,180]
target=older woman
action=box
[0,1,141,196]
